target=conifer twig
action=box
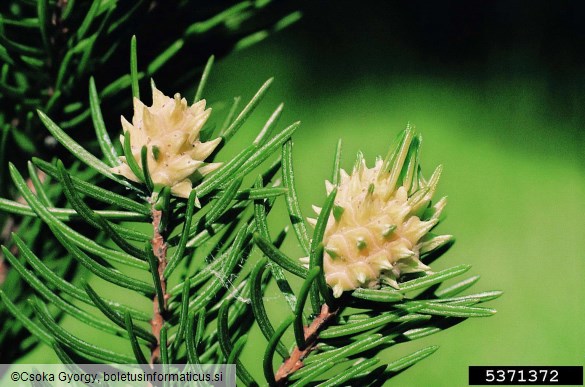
[0,256,6,285]
[150,208,168,364]
[275,304,338,384]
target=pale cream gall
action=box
[111,83,222,198]
[302,128,452,297]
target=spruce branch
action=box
[0,20,503,385]
[0,34,303,373]
[253,129,501,385]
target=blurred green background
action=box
[204,1,585,385]
[18,1,585,385]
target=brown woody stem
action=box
[275,304,338,384]
[0,255,6,285]
[150,208,168,364]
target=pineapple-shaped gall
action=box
[302,127,453,297]
[111,82,222,198]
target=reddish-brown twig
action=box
[149,208,169,364]
[275,304,338,384]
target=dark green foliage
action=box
[0,0,299,161]
[0,0,299,363]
